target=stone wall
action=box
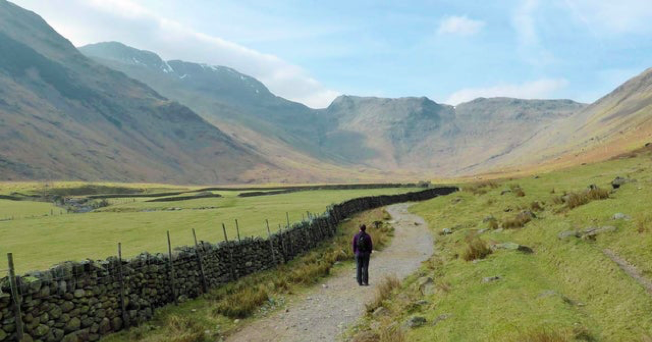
[0,187,457,341]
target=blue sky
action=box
[13,0,652,107]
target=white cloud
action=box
[563,0,652,34]
[437,16,485,36]
[12,0,339,108]
[511,0,555,66]
[444,78,569,105]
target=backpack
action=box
[356,233,370,253]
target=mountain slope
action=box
[79,42,355,163]
[321,95,585,175]
[0,0,272,184]
[78,42,590,178]
[475,68,652,175]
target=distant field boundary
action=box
[85,183,425,200]
[0,186,457,342]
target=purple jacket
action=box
[352,231,373,255]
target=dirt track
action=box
[226,203,433,342]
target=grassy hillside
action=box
[352,150,652,341]
[0,187,413,272]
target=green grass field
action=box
[0,187,412,273]
[352,152,652,341]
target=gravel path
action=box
[226,203,433,342]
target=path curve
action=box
[226,203,433,342]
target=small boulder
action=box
[432,313,451,326]
[500,189,511,195]
[558,230,579,240]
[611,177,634,189]
[482,276,501,283]
[612,213,631,220]
[404,316,427,329]
[440,228,452,235]
[582,226,616,239]
[416,277,436,296]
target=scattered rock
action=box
[612,213,631,220]
[234,319,240,324]
[482,276,501,283]
[611,176,635,189]
[440,228,452,235]
[482,216,495,223]
[416,277,436,296]
[322,284,328,289]
[582,226,616,239]
[558,230,579,240]
[477,228,488,234]
[404,316,427,328]
[491,242,533,254]
[432,313,451,326]
[500,189,512,195]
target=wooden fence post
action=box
[7,253,24,341]
[265,219,278,265]
[221,223,229,242]
[192,229,209,294]
[117,243,129,328]
[235,219,241,242]
[222,223,236,280]
[166,231,178,305]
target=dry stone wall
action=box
[0,187,457,341]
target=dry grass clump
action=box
[502,211,533,229]
[512,329,570,342]
[486,217,499,230]
[163,315,208,342]
[366,275,401,313]
[531,201,544,211]
[637,215,652,233]
[465,180,499,195]
[378,320,407,342]
[462,238,492,261]
[564,187,610,209]
[213,285,270,318]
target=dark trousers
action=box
[356,253,370,285]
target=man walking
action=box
[353,224,373,286]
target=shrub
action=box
[366,275,401,313]
[462,238,492,261]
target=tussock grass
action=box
[462,237,492,261]
[563,187,610,209]
[486,217,499,230]
[502,211,533,229]
[378,319,407,342]
[213,285,269,318]
[464,180,499,195]
[366,275,401,313]
[636,215,652,234]
[512,329,570,342]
